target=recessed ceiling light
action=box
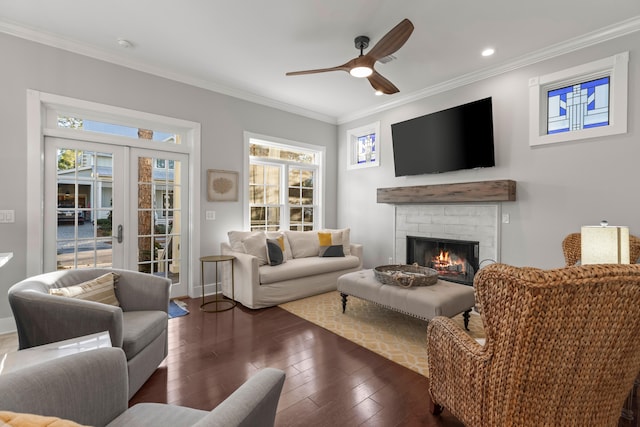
[117,38,133,48]
[482,48,495,57]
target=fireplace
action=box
[406,236,479,286]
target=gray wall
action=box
[0,33,337,328]
[337,31,639,270]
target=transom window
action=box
[247,136,322,231]
[547,76,610,134]
[529,52,628,147]
[57,116,179,144]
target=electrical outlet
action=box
[205,211,216,220]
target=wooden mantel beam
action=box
[377,180,516,204]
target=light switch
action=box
[502,213,510,224]
[205,211,216,221]
[0,210,15,223]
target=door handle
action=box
[117,225,123,243]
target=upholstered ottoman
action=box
[337,269,475,329]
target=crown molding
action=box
[337,15,640,125]
[0,19,338,125]
[2,15,638,127]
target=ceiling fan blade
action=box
[366,18,414,61]
[367,71,399,94]
[286,63,351,76]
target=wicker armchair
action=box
[427,263,640,427]
[562,232,640,266]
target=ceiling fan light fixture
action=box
[374,90,384,96]
[350,66,373,78]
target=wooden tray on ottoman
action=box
[374,264,438,288]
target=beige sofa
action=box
[221,229,363,309]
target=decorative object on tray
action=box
[374,263,438,287]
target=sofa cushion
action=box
[121,311,167,360]
[285,231,320,258]
[259,255,361,284]
[48,272,120,307]
[228,231,262,252]
[241,233,268,266]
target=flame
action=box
[431,250,466,274]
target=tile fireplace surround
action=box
[377,180,517,269]
[395,204,499,268]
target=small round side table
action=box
[200,255,236,312]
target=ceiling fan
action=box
[286,18,414,95]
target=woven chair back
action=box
[476,263,640,426]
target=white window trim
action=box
[528,52,628,147]
[26,90,201,297]
[243,131,325,230]
[346,121,380,169]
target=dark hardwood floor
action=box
[130,297,465,426]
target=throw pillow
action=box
[284,231,320,258]
[0,411,88,427]
[48,272,120,306]
[266,237,286,266]
[241,232,268,266]
[318,231,345,257]
[319,228,351,256]
[228,230,262,252]
[266,231,293,260]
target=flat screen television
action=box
[391,97,495,177]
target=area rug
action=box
[168,299,189,318]
[279,291,485,377]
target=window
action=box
[547,77,610,134]
[347,122,380,169]
[529,52,628,146]
[246,134,323,231]
[57,117,179,143]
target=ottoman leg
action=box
[340,292,348,313]
[463,309,471,331]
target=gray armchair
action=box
[8,268,170,398]
[0,347,286,427]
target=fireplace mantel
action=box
[377,179,516,204]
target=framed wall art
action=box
[207,169,239,202]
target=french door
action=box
[44,137,189,297]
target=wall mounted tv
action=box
[391,97,495,177]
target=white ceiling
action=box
[2,1,640,123]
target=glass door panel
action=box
[45,139,124,271]
[131,149,187,295]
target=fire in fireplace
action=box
[406,236,479,286]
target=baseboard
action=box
[0,316,17,335]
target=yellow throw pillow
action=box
[318,231,345,257]
[48,272,120,307]
[0,411,88,427]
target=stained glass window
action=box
[356,133,376,164]
[547,77,610,134]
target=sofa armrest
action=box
[113,268,171,313]
[350,243,364,268]
[193,368,286,427]
[427,316,489,423]
[8,290,124,349]
[0,347,129,426]
[221,242,261,309]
